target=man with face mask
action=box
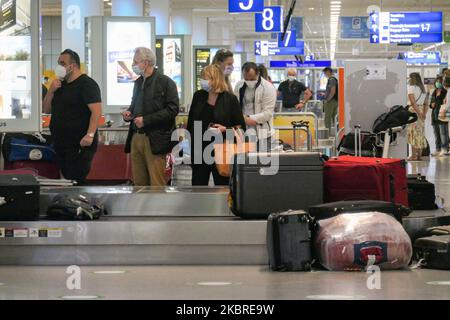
[277,68,312,112]
[122,47,179,186]
[234,62,276,151]
[43,49,102,185]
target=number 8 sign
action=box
[255,7,284,33]
[228,0,264,13]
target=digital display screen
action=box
[403,52,441,65]
[0,36,31,120]
[106,21,152,107]
[156,37,183,99]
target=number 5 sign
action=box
[255,7,284,33]
[229,0,264,13]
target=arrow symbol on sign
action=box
[372,13,378,21]
[372,35,378,42]
[372,24,378,32]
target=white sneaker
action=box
[432,151,442,157]
[440,150,446,157]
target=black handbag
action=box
[372,105,418,134]
[47,194,104,221]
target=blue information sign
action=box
[255,6,283,33]
[370,11,443,44]
[403,51,441,65]
[255,40,304,56]
[228,0,264,13]
[340,17,370,39]
[278,30,296,47]
[269,60,332,68]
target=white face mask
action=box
[245,80,258,89]
[200,79,210,92]
[224,65,234,76]
[288,76,296,82]
[55,65,67,80]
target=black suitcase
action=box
[230,152,323,219]
[267,211,312,272]
[415,235,450,270]
[308,200,411,223]
[0,174,40,221]
[407,175,438,210]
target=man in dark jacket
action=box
[123,47,179,186]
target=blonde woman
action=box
[187,64,246,186]
[212,49,235,93]
[407,72,428,161]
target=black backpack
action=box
[338,131,377,157]
[47,194,104,221]
[372,105,418,134]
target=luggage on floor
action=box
[47,194,104,221]
[2,133,56,162]
[0,174,40,221]
[308,200,411,224]
[314,211,413,271]
[338,127,377,157]
[267,210,312,272]
[415,235,450,270]
[292,121,312,152]
[407,174,438,210]
[324,156,408,207]
[3,160,60,179]
[230,152,323,219]
[425,225,450,236]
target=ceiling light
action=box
[330,1,342,4]
[309,7,315,11]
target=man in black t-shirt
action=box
[277,68,313,112]
[43,49,102,185]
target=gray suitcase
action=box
[267,210,312,272]
[230,152,324,219]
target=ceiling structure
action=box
[41,0,450,60]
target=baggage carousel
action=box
[0,186,449,266]
[0,187,268,266]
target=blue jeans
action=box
[433,123,449,151]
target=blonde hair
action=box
[444,69,450,78]
[201,65,229,94]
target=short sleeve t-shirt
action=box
[326,77,339,101]
[278,80,307,109]
[50,74,102,147]
[407,85,426,105]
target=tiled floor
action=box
[0,157,449,300]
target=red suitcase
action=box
[324,156,408,207]
[3,160,60,179]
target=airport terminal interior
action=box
[1,0,450,301]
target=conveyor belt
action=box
[0,217,267,265]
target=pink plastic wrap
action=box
[314,212,412,271]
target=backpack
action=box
[338,131,377,157]
[47,194,104,221]
[372,105,418,134]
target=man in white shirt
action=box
[234,62,277,151]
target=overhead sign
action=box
[255,6,283,33]
[278,30,296,47]
[254,40,304,56]
[269,60,332,68]
[228,0,264,13]
[340,17,370,39]
[0,0,16,33]
[370,11,443,44]
[403,51,441,65]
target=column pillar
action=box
[61,0,104,64]
[149,0,170,35]
[111,0,144,17]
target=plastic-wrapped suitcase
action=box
[0,174,40,221]
[267,211,312,272]
[308,200,411,224]
[415,235,450,270]
[230,152,323,219]
[324,156,408,207]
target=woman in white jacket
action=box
[234,62,277,152]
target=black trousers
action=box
[192,164,229,186]
[55,141,98,185]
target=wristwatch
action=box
[87,133,95,138]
